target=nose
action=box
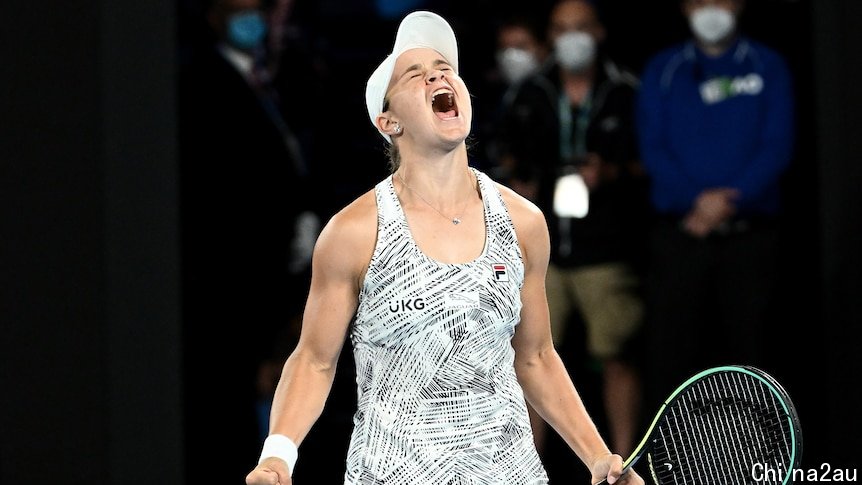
[425,69,446,84]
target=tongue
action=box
[432,93,455,113]
[435,109,458,120]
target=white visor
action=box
[364,11,459,143]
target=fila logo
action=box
[388,297,426,313]
[492,263,509,282]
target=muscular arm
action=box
[247,192,376,484]
[268,192,376,443]
[504,187,609,462]
[267,241,355,444]
[501,185,640,484]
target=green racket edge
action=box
[597,365,802,485]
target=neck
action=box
[395,151,476,210]
[561,67,595,106]
[397,130,468,161]
[561,63,596,84]
[397,142,469,180]
[696,34,738,58]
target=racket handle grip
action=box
[594,465,632,485]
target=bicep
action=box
[294,265,356,369]
[512,260,553,360]
[292,216,369,368]
[509,200,554,359]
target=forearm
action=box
[516,348,611,466]
[267,346,340,446]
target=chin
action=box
[438,128,470,147]
[439,118,471,140]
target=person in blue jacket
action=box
[636,0,795,404]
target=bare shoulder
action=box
[314,188,378,280]
[494,182,549,242]
[493,182,550,269]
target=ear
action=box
[376,115,401,137]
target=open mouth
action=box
[432,89,459,120]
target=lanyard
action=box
[558,91,592,163]
[555,89,593,255]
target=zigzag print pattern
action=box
[345,169,548,484]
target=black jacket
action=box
[494,57,650,268]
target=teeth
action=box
[432,88,453,97]
[432,90,456,114]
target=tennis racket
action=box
[597,365,802,485]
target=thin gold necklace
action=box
[397,170,474,225]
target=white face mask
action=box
[497,47,539,85]
[554,31,596,72]
[689,6,736,44]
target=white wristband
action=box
[258,434,298,476]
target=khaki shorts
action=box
[546,262,644,359]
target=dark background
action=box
[1,0,860,483]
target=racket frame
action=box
[597,365,802,485]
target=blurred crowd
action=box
[176,0,800,482]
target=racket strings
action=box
[649,371,794,485]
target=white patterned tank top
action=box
[344,168,548,484]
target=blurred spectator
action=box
[479,13,549,183]
[490,0,650,458]
[177,0,318,480]
[636,0,795,406]
[496,15,548,87]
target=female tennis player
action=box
[245,11,643,485]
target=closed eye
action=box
[398,64,422,82]
[397,60,455,83]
